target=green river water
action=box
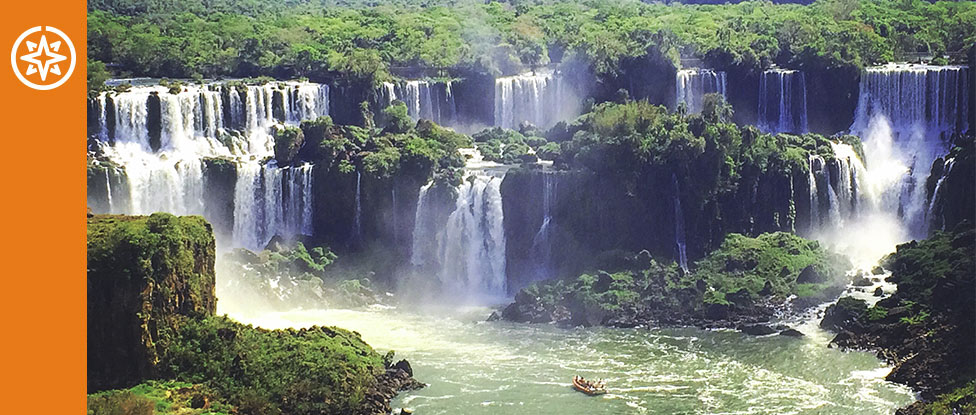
[227,304,914,415]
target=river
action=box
[225,303,914,415]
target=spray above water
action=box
[810,64,969,268]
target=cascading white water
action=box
[91,81,329,249]
[530,172,556,280]
[845,64,970,241]
[439,173,507,297]
[233,162,315,250]
[806,139,909,269]
[378,80,456,125]
[926,157,954,231]
[758,69,808,134]
[494,70,577,130]
[410,147,508,299]
[675,69,727,113]
[672,173,689,272]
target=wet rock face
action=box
[87,213,216,392]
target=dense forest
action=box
[88,0,976,89]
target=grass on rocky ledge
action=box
[88,380,234,415]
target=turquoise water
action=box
[228,305,914,415]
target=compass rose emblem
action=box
[11,26,76,90]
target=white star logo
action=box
[19,35,67,82]
[10,26,76,91]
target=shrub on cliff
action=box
[273,125,304,166]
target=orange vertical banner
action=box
[0,0,85,412]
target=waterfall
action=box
[353,171,362,242]
[848,64,970,239]
[283,163,315,236]
[852,64,969,134]
[675,69,727,113]
[530,172,556,281]
[231,162,315,250]
[672,173,689,272]
[808,156,822,229]
[494,70,576,130]
[377,80,456,125]
[409,164,508,298]
[758,69,808,134]
[410,182,434,266]
[89,81,329,249]
[439,173,507,297]
[103,169,114,212]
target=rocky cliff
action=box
[87,213,216,391]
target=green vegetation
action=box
[219,240,389,309]
[506,231,849,326]
[158,316,383,415]
[88,214,396,415]
[88,213,218,391]
[87,0,975,84]
[911,381,976,415]
[822,223,975,405]
[473,127,540,165]
[546,98,848,226]
[297,110,469,184]
[88,381,234,415]
[694,232,848,301]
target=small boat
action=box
[572,375,607,395]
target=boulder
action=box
[874,287,884,297]
[741,324,777,335]
[852,276,873,286]
[797,265,824,283]
[779,328,805,337]
[820,297,867,332]
[393,359,413,377]
[486,311,501,322]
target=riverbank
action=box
[821,223,975,414]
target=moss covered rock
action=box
[503,232,849,329]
